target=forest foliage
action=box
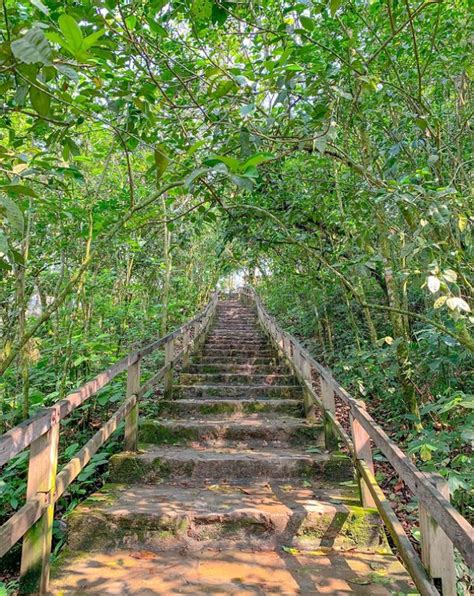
[0,0,472,588]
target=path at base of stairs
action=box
[50,298,414,595]
[51,548,412,595]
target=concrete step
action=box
[185,363,290,374]
[195,355,280,365]
[201,348,276,357]
[63,481,389,554]
[109,446,353,483]
[204,341,271,350]
[50,547,414,595]
[174,384,302,399]
[138,417,323,447]
[179,373,297,386]
[154,399,303,418]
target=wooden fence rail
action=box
[0,292,218,594]
[242,286,473,596]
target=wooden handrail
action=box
[0,291,218,593]
[243,286,473,596]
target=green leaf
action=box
[2,185,37,197]
[82,29,105,51]
[58,14,83,51]
[330,0,343,16]
[0,231,9,255]
[204,155,241,172]
[154,145,169,181]
[191,0,213,22]
[30,84,51,116]
[314,134,328,154]
[299,16,315,31]
[30,0,50,15]
[0,196,24,232]
[241,152,274,171]
[184,167,208,188]
[11,27,52,65]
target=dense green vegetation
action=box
[0,0,472,591]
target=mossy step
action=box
[195,355,280,365]
[204,340,271,348]
[153,398,303,417]
[109,446,352,483]
[138,418,324,447]
[185,363,290,374]
[179,373,298,386]
[63,481,388,554]
[174,384,303,399]
[201,348,276,357]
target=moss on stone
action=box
[139,420,196,445]
[296,505,388,551]
[109,453,145,483]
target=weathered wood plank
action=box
[0,497,44,558]
[357,459,438,596]
[20,408,60,594]
[124,359,141,451]
[137,365,167,396]
[350,401,376,508]
[419,474,456,596]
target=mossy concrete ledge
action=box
[293,505,390,552]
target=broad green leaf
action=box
[204,155,241,172]
[2,185,37,197]
[191,0,213,21]
[82,29,105,51]
[299,16,315,31]
[241,152,274,171]
[30,84,51,116]
[58,14,83,51]
[184,167,208,188]
[154,145,169,181]
[314,134,328,154]
[30,0,50,15]
[0,196,24,232]
[0,231,9,255]
[11,27,52,65]
[330,0,343,16]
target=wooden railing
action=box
[0,292,218,594]
[242,286,473,596]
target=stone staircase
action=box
[50,298,414,594]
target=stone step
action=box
[109,447,353,483]
[154,399,303,417]
[201,348,276,357]
[63,481,388,554]
[212,323,258,329]
[204,340,268,348]
[138,418,323,447]
[50,547,414,595]
[195,355,280,365]
[206,332,265,340]
[174,384,302,399]
[185,363,290,374]
[179,373,297,386]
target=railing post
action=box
[301,356,317,419]
[20,406,60,595]
[164,337,175,397]
[350,401,376,508]
[419,474,456,596]
[182,326,192,368]
[320,377,339,450]
[124,356,141,451]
